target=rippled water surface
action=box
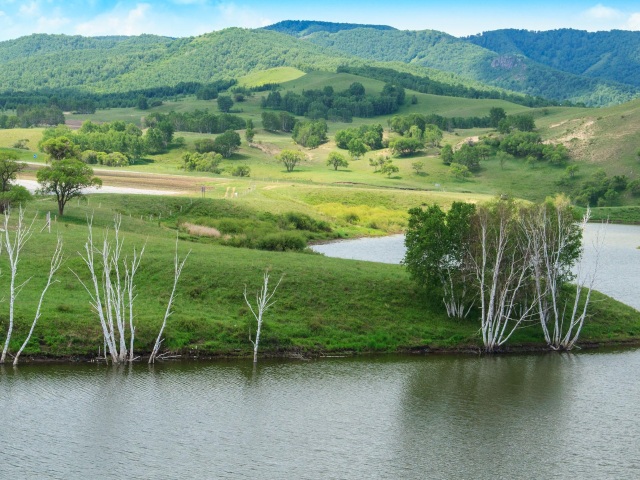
[1,352,640,479]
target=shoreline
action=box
[7,338,640,365]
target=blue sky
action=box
[0,1,639,41]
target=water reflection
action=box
[1,353,640,479]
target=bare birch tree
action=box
[524,202,602,351]
[74,215,145,364]
[0,207,34,363]
[470,201,535,352]
[148,236,189,364]
[13,235,63,365]
[244,271,283,363]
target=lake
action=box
[1,351,640,479]
[312,223,640,311]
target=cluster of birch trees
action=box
[404,196,599,352]
[0,211,190,365]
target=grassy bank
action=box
[0,195,638,362]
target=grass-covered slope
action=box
[2,196,638,360]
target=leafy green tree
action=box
[423,125,443,147]
[0,152,26,192]
[489,107,506,128]
[453,143,481,171]
[144,127,166,154]
[41,136,80,161]
[0,152,29,212]
[245,119,255,143]
[449,162,471,179]
[36,159,102,216]
[369,155,388,172]
[232,165,251,177]
[326,152,349,171]
[213,130,241,158]
[292,120,328,148]
[217,95,234,113]
[565,164,579,178]
[404,202,476,315]
[380,160,399,178]
[389,137,423,156]
[277,149,305,172]
[181,152,222,172]
[347,138,367,160]
[137,96,149,110]
[440,144,454,164]
[411,161,425,175]
[194,138,216,153]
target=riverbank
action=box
[1,196,639,365]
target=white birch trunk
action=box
[1,207,35,364]
[149,237,189,364]
[472,204,534,352]
[13,235,63,365]
[244,271,283,363]
[74,215,146,364]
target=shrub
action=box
[256,232,306,252]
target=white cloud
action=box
[19,1,39,17]
[583,4,623,21]
[75,3,153,36]
[216,3,272,29]
[172,0,209,4]
[627,12,640,30]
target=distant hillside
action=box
[1,25,637,108]
[465,29,640,89]
[298,28,639,106]
[263,20,396,37]
[0,29,357,93]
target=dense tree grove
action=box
[261,111,297,133]
[338,65,559,107]
[335,124,384,150]
[404,197,593,352]
[292,120,328,148]
[261,82,405,121]
[143,110,245,135]
[0,105,65,128]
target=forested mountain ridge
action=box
[296,27,639,106]
[0,24,638,107]
[0,29,359,93]
[263,20,396,37]
[465,29,640,88]
[0,27,542,105]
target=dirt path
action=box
[19,164,226,196]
